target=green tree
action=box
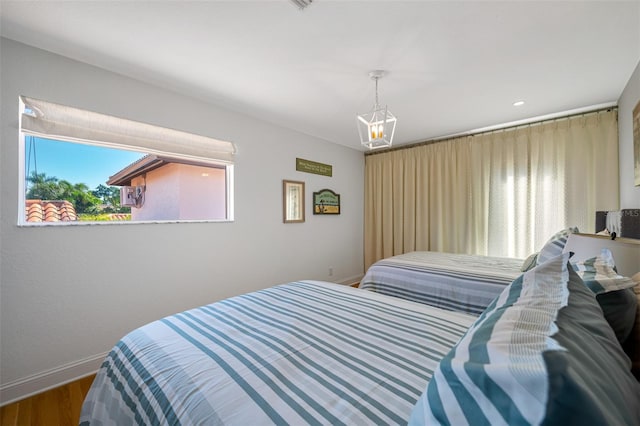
[92,184,111,203]
[26,172,101,214]
[61,181,100,213]
[26,172,61,200]
[92,184,123,211]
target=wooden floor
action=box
[0,375,95,426]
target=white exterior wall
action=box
[131,165,181,221]
[0,38,365,403]
[130,164,227,221]
[178,165,226,220]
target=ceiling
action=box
[1,1,639,151]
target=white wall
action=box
[0,38,365,403]
[618,60,640,208]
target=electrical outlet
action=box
[328,267,334,276]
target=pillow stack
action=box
[520,228,638,344]
[571,248,638,345]
[409,250,640,425]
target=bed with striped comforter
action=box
[360,251,524,315]
[79,280,475,425]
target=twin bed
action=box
[81,228,640,425]
[80,281,475,424]
[359,251,523,315]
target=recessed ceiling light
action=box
[513,100,525,107]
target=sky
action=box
[25,136,145,190]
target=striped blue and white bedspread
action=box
[80,280,475,425]
[360,251,524,315]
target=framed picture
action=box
[283,180,305,223]
[313,189,340,215]
[633,99,640,186]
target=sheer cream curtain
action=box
[364,109,619,269]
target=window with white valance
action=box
[20,96,236,163]
[19,96,235,225]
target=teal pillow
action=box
[596,288,638,344]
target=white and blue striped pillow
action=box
[571,248,637,294]
[409,252,571,425]
[536,227,578,265]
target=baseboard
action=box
[0,352,107,407]
[336,273,364,286]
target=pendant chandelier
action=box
[357,70,397,150]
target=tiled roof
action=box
[26,200,78,222]
[107,213,130,221]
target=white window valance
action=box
[20,96,236,163]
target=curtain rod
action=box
[365,105,617,156]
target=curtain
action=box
[364,109,619,269]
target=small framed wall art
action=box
[283,180,305,223]
[313,189,340,215]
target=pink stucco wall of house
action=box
[131,163,226,221]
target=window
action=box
[19,96,235,225]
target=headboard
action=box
[596,209,640,239]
